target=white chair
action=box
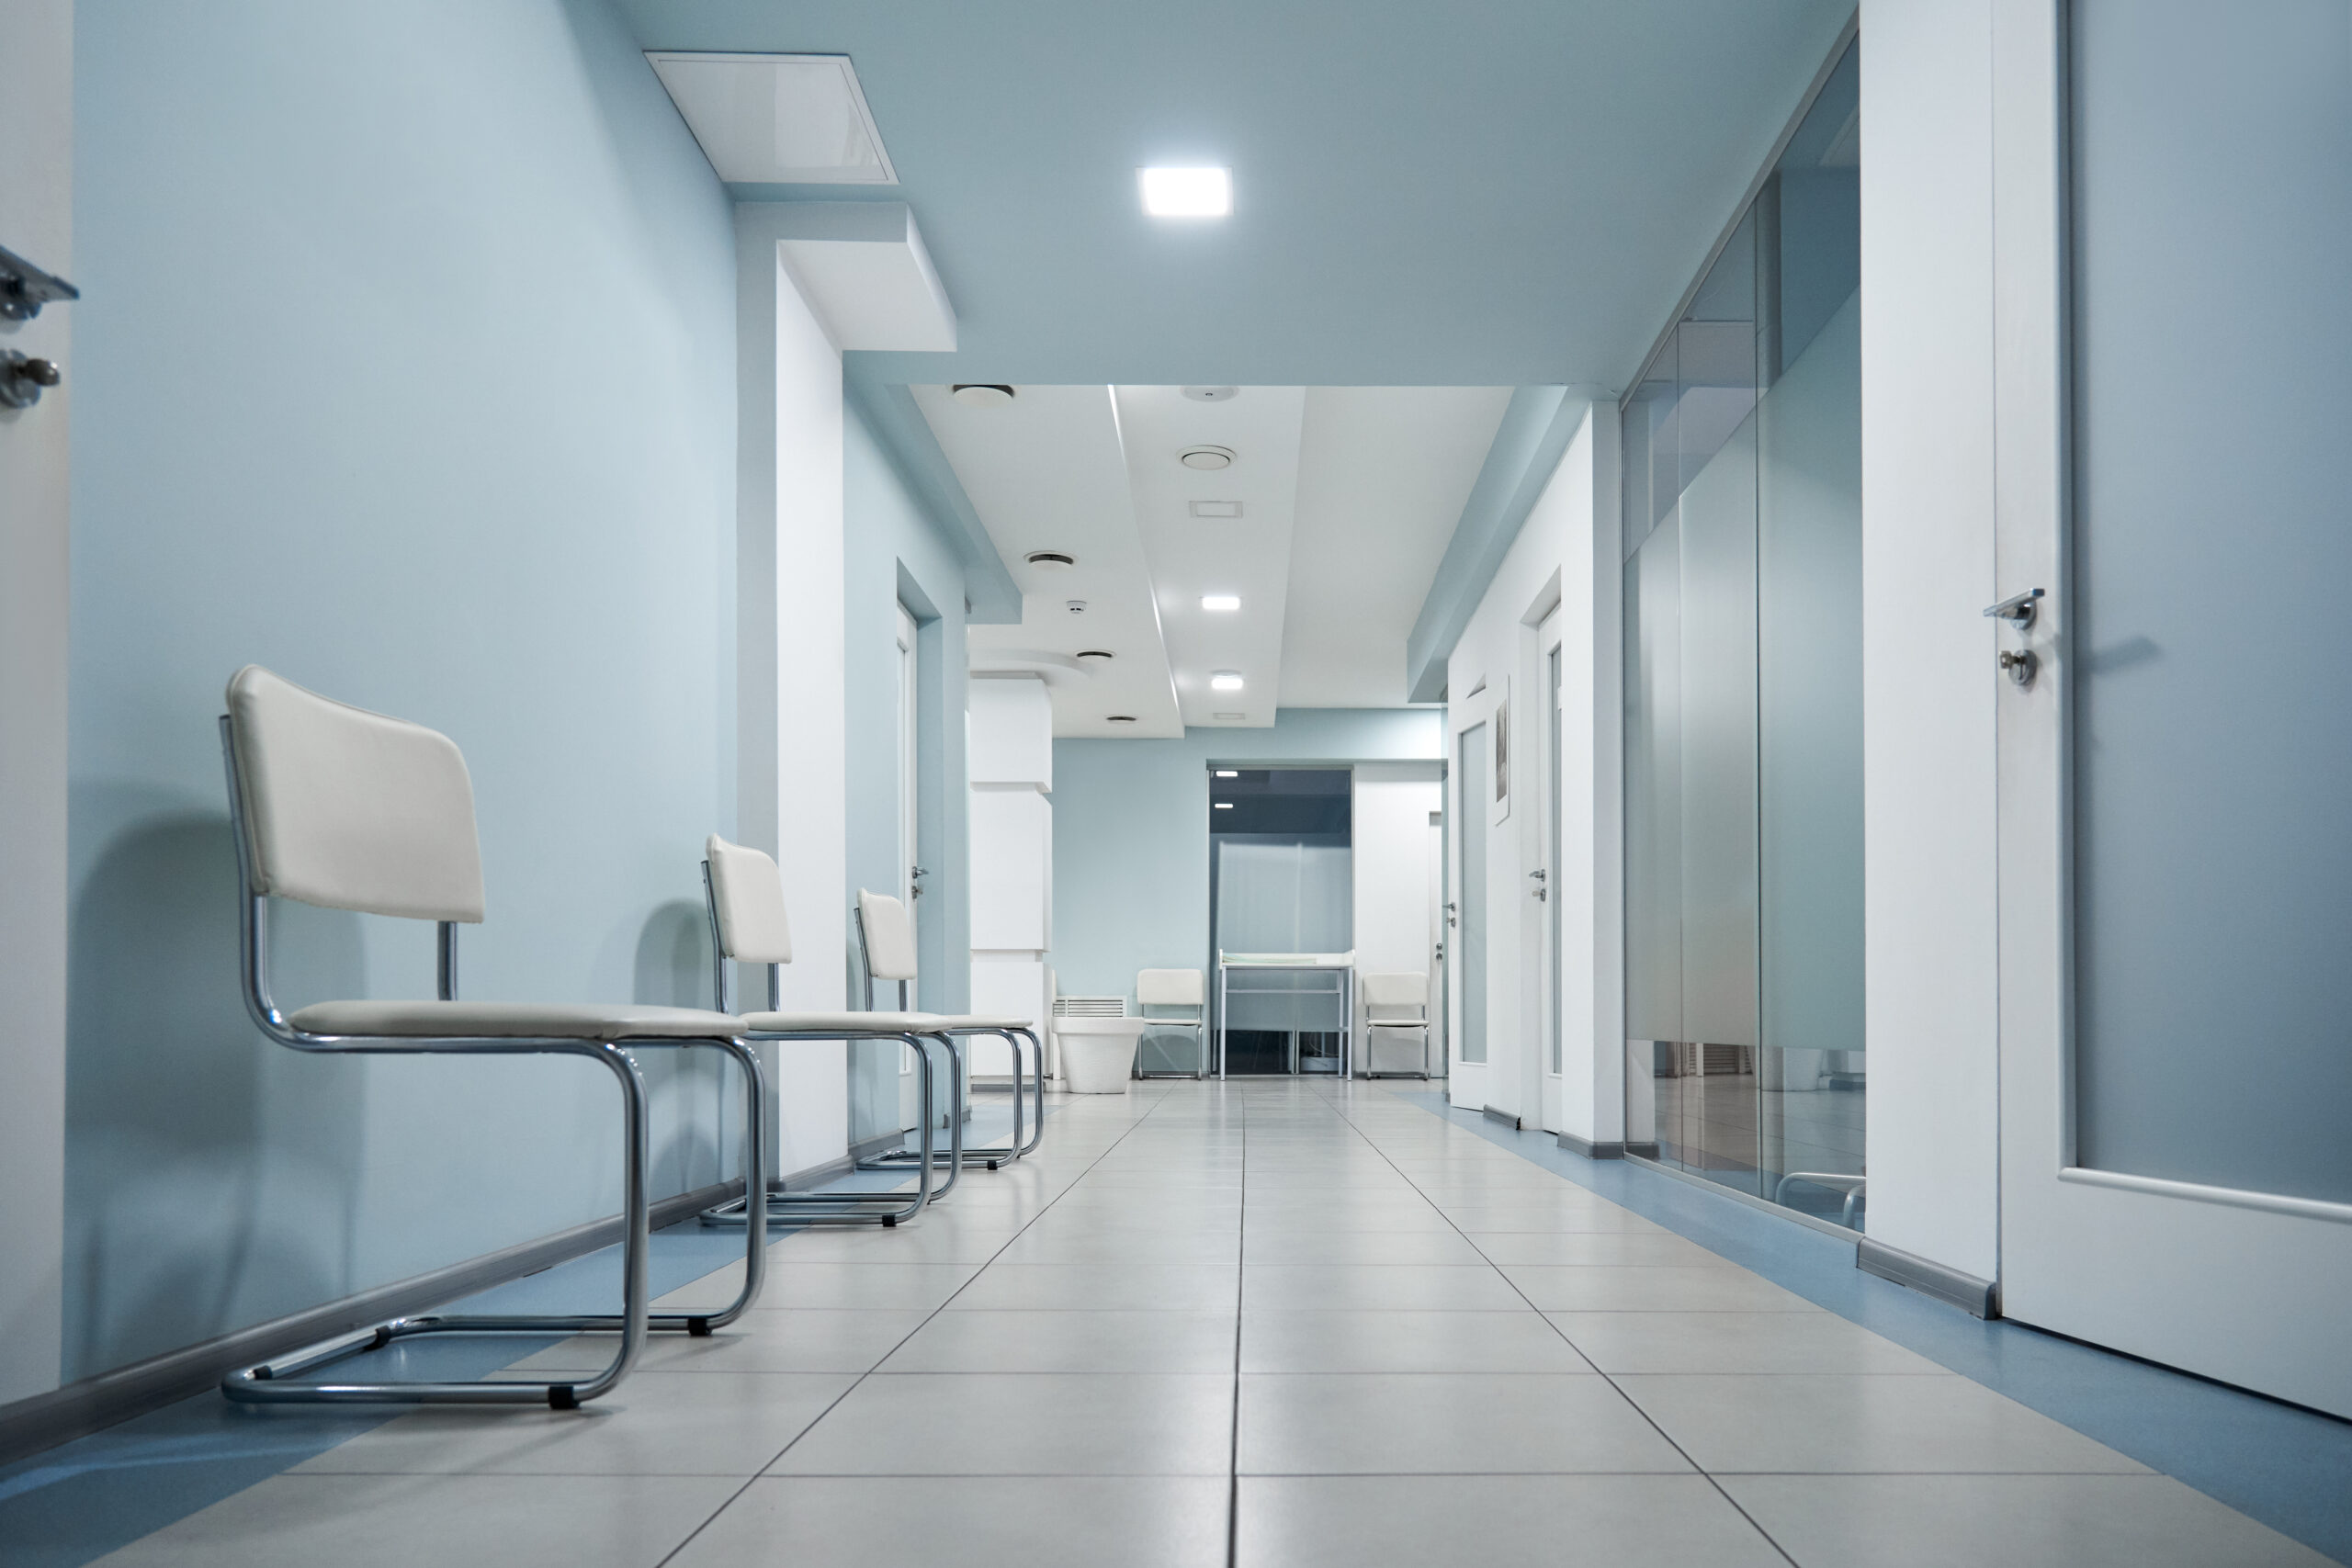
[702,837,955,1225]
[216,666,766,1409]
[854,889,1045,1170]
[1136,968,1207,1077]
[1360,971,1432,1077]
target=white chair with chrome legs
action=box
[852,889,1046,1172]
[216,667,767,1409]
[698,837,957,1225]
[1136,968,1208,1078]
[1360,971,1432,1077]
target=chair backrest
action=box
[1360,970,1428,1019]
[224,665,485,922]
[706,835,793,964]
[857,889,919,982]
[1137,968,1204,1009]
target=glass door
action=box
[1996,0,2352,1416]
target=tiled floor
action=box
[12,1079,2346,1567]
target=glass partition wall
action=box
[1622,40,1864,1229]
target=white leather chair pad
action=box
[706,834,792,964]
[289,1000,745,1041]
[740,1010,952,1035]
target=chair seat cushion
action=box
[933,1014,1035,1032]
[740,1010,950,1035]
[289,999,744,1042]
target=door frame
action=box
[1536,606,1566,1134]
[1991,0,2352,1417]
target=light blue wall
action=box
[1052,711,1444,1003]
[65,0,738,1380]
[842,401,972,1141]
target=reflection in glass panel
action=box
[1622,39,1864,1229]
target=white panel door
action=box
[1539,609,1566,1134]
[1994,0,2352,1417]
[1448,717,1488,1110]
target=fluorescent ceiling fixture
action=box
[1211,671,1245,692]
[1201,594,1240,612]
[1214,801,1235,809]
[1215,770,1239,778]
[645,53,896,184]
[1139,166,1231,217]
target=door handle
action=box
[1528,868,1548,902]
[1984,588,2044,630]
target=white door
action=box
[1448,716,1488,1110]
[895,604,921,1128]
[1995,0,2352,1417]
[1426,809,1446,1077]
[1538,609,1566,1133]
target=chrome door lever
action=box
[1984,588,2045,630]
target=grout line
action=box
[1315,1079,1804,1568]
[651,1086,1183,1568]
[1227,1085,1247,1568]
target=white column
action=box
[0,0,73,1406]
[967,675,1052,1078]
[736,208,850,1179]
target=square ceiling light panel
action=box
[647,53,897,184]
[1139,166,1231,217]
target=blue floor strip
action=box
[1386,1086,2352,1566]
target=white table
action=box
[1216,951,1356,1078]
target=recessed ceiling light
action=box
[1215,770,1238,778]
[1214,801,1235,809]
[951,383,1016,407]
[1213,712,1247,721]
[1182,386,1239,402]
[1138,166,1231,218]
[1024,550,1075,570]
[1106,715,1136,724]
[1076,649,1114,662]
[1190,501,1242,519]
[1211,671,1244,692]
[1201,594,1240,612]
[1180,446,1235,471]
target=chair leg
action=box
[222,1041,655,1408]
[858,1033,995,1172]
[707,1034,937,1227]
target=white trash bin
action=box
[1055,1018,1148,1094]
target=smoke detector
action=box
[950,384,1016,408]
[1179,446,1235,471]
[1066,599,1087,615]
[1024,550,1076,570]
[1182,386,1239,402]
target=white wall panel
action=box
[1858,0,2003,1280]
[968,674,1052,787]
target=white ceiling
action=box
[919,384,1510,737]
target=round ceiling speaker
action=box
[1180,446,1235,470]
[1181,386,1240,403]
[1106,715,1137,724]
[949,384,1016,408]
[1075,649,1114,662]
[1024,550,1076,570]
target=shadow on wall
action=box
[63,801,365,1382]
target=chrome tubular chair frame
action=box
[217,718,767,1409]
[696,864,950,1227]
[849,902,1044,1172]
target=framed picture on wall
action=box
[1490,676,1510,825]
